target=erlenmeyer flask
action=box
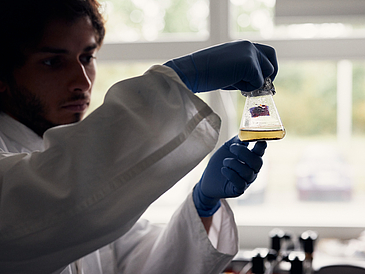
[239,77,286,142]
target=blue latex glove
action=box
[164,40,278,93]
[193,136,267,217]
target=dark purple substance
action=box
[249,105,270,118]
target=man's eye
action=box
[43,57,62,67]
[81,55,96,64]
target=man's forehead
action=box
[33,17,98,54]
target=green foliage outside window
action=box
[100,0,209,42]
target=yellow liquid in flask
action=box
[238,129,286,142]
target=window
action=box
[94,0,365,248]
[101,0,209,42]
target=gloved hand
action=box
[193,136,267,217]
[164,40,278,93]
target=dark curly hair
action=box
[0,0,106,84]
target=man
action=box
[0,0,277,273]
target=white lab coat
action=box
[0,65,238,274]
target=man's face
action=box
[0,16,98,136]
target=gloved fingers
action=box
[257,52,276,82]
[223,158,257,183]
[251,141,267,157]
[230,74,265,92]
[221,167,250,195]
[233,42,276,91]
[229,43,277,92]
[229,143,264,173]
[222,167,258,195]
[254,43,278,80]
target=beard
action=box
[3,84,84,137]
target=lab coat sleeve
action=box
[0,65,221,274]
[108,193,238,274]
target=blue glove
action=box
[193,136,267,217]
[164,40,278,93]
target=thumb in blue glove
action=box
[192,136,267,217]
[164,40,278,93]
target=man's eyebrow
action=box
[37,44,98,54]
[37,47,68,54]
[84,44,98,52]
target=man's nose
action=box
[69,62,92,92]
